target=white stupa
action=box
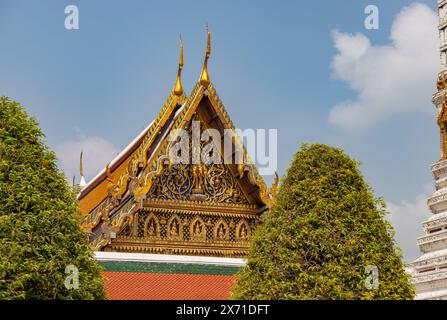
[412,0,447,300]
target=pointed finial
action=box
[174,35,184,96]
[106,162,112,179]
[79,151,87,188]
[80,151,84,177]
[199,24,211,87]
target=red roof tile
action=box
[102,272,238,300]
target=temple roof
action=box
[78,31,274,253]
[103,272,237,300]
[78,81,271,215]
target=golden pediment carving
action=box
[147,163,250,205]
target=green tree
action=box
[0,97,105,299]
[232,144,414,300]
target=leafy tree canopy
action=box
[232,143,414,300]
[0,96,105,299]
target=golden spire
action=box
[80,151,84,177]
[199,25,211,87]
[174,35,184,96]
[79,151,87,188]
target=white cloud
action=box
[386,185,433,263]
[329,3,439,130]
[56,134,118,183]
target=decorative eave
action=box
[142,198,261,218]
[107,237,252,257]
[144,197,259,212]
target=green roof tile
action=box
[100,261,241,275]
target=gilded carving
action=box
[214,219,229,241]
[144,213,160,239]
[236,219,250,241]
[190,216,206,241]
[147,163,249,205]
[167,214,183,240]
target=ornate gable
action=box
[147,115,252,206]
[80,31,275,257]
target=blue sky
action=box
[0,0,439,261]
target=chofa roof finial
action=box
[174,35,184,96]
[79,151,87,188]
[199,24,211,87]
